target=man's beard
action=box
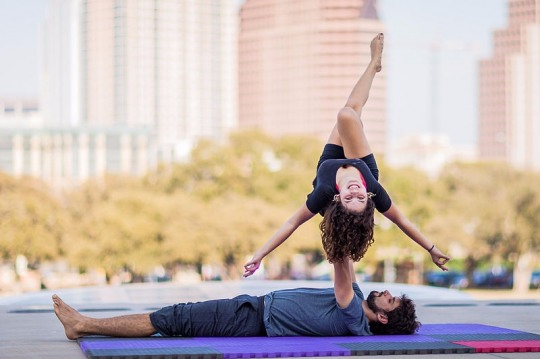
[366,290,384,313]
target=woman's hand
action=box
[430,246,450,271]
[243,256,262,278]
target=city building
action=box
[238,0,387,155]
[39,0,238,183]
[80,0,238,162]
[40,0,80,128]
[0,99,152,187]
[479,0,540,170]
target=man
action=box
[53,258,420,339]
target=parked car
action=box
[424,271,468,289]
[472,269,513,289]
[531,270,540,289]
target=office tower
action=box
[33,0,239,186]
[479,0,540,170]
[41,0,238,165]
[80,0,238,162]
[40,0,80,128]
[239,0,386,155]
[31,0,239,186]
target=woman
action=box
[244,33,450,277]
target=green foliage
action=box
[61,132,324,278]
[63,178,171,275]
[1,132,539,282]
[146,131,318,206]
[0,174,67,264]
[372,164,435,258]
[436,162,540,257]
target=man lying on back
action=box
[53,258,420,339]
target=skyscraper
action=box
[80,0,238,162]
[40,0,80,128]
[239,0,386,155]
[41,0,238,165]
[479,0,540,170]
[29,0,239,186]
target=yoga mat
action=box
[78,323,540,358]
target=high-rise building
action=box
[239,0,386,155]
[80,0,238,162]
[82,0,239,162]
[40,0,80,128]
[479,0,540,170]
[41,0,238,168]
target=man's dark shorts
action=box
[149,295,266,337]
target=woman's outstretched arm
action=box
[382,203,450,271]
[243,204,315,277]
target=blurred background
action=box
[0,0,538,297]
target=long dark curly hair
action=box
[319,197,375,263]
[368,294,421,335]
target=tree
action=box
[64,176,171,278]
[147,131,320,206]
[370,163,438,280]
[0,173,68,265]
[506,172,540,292]
[437,162,540,292]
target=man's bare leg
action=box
[52,294,157,339]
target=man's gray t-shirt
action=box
[263,283,372,336]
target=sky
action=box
[0,0,45,99]
[378,0,507,146]
[0,0,507,146]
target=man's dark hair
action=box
[320,198,375,263]
[369,294,421,335]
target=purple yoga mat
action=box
[78,324,540,358]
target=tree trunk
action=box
[512,252,537,293]
[464,255,478,288]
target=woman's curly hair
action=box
[369,294,421,335]
[319,197,375,263]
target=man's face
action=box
[367,290,401,314]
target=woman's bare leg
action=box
[327,33,384,159]
[53,294,157,339]
[345,33,384,113]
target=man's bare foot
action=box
[52,294,85,340]
[370,33,384,72]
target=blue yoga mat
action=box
[78,323,540,358]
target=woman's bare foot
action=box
[370,33,384,72]
[52,294,85,340]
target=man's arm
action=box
[334,257,355,308]
[349,259,356,283]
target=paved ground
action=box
[0,280,539,359]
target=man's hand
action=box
[430,246,450,271]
